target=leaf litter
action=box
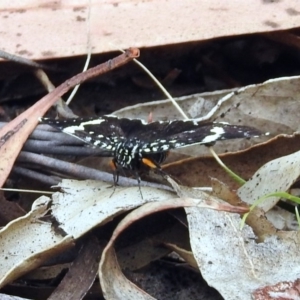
[1,52,300,300]
[3,74,300,299]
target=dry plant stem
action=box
[65,49,91,106]
[13,166,59,186]
[0,50,59,71]
[30,129,84,144]
[34,69,77,118]
[0,122,108,155]
[0,188,53,195]
[23,140,104,156]
[209,147,246,185]
[69,48,139,86]
[66,0,92,106]
[17,151,113,182]
[0,123,78,143]
[16,151,173,191]
[132,58,188,120]
[116,48,188,120]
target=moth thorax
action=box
[114,140,142,169]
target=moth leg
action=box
[133,171,143,200]
[109,158,119,185]
[108,159,119,198]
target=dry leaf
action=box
[99,191,246,298]
[187,207,300,300]
[1,1,299,59]
[238,150,300,212]
[100,247,155,300]
[0,196,73,288]
[0,179,174,287]
[163,243,198,270]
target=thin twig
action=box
[132,59,188,120]
[65,48,139,88]
[23,141,106,156]
[0,187,53,195]
[34,69,78,118]
[66,0,92,106]
[0,50,61,72]
[16,151,173,191]
[208,147,246,185]
[116,48,188,120]
[13,166,60,186]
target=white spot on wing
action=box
[201,126,225,143]
[160,145,170,151]
[62,119,106,135]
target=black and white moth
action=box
[39,115,261,173]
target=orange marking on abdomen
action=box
[142,158,158,169]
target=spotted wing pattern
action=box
[39,115,262,170]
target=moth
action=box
[40,115,262,181]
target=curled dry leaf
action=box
[114,76,300,135]
[118,221,189,271]
[99,193,247,298]
[100,247,156,300]
[183,148,300,299]
[51,180,175,239]
[0,196,74,288]
[0,179,174,288]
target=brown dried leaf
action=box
[0,192,26,226]
[1,1,300,59]
[47,235,102,300]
